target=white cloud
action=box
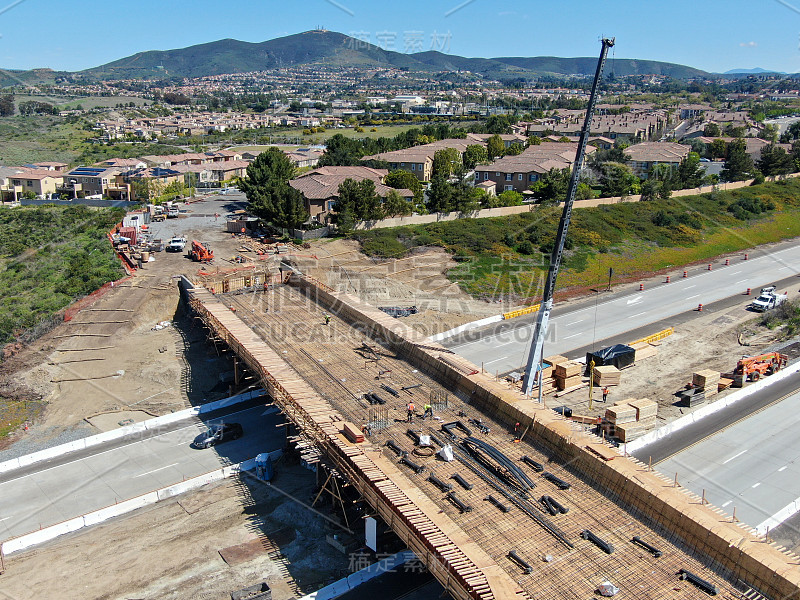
[739,41,758,47]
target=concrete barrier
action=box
[626,361,800,454]
[1,388,266,475]
[757,495,800,536]
[429,314,503,342]
[297,550,414,600]
[1,456,268,555]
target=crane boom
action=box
[522,37,615,397]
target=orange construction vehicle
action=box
[733,352,788,382]
[189,240,214,263]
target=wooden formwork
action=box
[187,286,522,600]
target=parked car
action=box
[166,237,187,252]
[191,423,243,449]
[167,207,179,218]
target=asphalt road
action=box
[655,386,800,530]
[442,241,800,374]
[0,404,284,541]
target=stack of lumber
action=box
[601,403,636,438]
[534,355,567,394]
[692,369,721,398]
[554,361,582,391]
[593,365,621,386]
[631,341,658,361]
[718,377,734,392]
[340,422,365,444]
[613,398,658,442]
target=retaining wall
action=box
[289,275,800,600]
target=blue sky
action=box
[1,0,798,74]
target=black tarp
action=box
[585,344,636,374]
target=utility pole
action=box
[522,37,615,399]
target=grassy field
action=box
[14,95,148,110]
[352,179,800,301]
[0,115,91,165]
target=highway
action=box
[0,404,284,541]
[442,241,800,374]
[655,385,800,530]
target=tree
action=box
[675,152,705,189]
[721,139,755,182]
[0,93,14,117]
[462,144,487,170]
[318,133,363,166]
[703,122,721,137]
[640,178,671,201]
[708,138,727,160]
[487,134,505,161]
[384,170,423,203]
[383,189,412,217]
[760,124,779,143]
[485,114,512,134]
[757,144,793,177]
[238,147,298,224]
[529,168,570,202]
[331,178,384,232]
[599,163,638,197]
[273,185,308,230]
[432,148,461,178]
[494,190,523,207]
[503,143,524,156]
[427,174,454,212]
[527,135,542,146]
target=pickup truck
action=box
[166,237,187,252]
[167,207,179,218]
[750,287,788,312]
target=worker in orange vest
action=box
[602,386,609,403]
[406,401,415,423]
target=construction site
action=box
[179,268,800,600]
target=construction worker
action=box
[423,404,433,419]
[324,314,331,325]
[602,386,609,403]
[406,401,415,423]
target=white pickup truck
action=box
[166,237,187,252]
[750,286,788,312]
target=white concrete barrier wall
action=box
[0,388,266,475]
[0,455,273,555]
[756,495,800,536]
[430,314,503,343]
[298,550,414,600]
[627,362,800,453]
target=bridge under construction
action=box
[185,273,800,600]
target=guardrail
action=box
[629,327,674,346]
[503,303,541,320]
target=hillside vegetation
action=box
[0,205,125,346]
[352,179,800,301]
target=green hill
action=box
[77,30,709,81]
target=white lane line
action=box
[483,357,507,366]
[778,466,788,472]
[735,279,748,284]
[565,320,584,326]
[134,462,179,478]
[0,516,12,522]
[722,449,748,464]
[687,294,700,300]
[563,333,581,340]
[752,482,761,489]
[496,341,516,347]
[628,311,648,319]
[722,500,732,508]
[682,285,696,290]
[729,271,742,275]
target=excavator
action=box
[733,352,788,382]
[189,240,214,263]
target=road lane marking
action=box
[134,462,179,478]
[722,500,732,507]
[483,357,507,366]
[682,285,696,290]
[752,482,761,488]
[729,271,742,275]
[722,449,748,464]
[735,279,748,284]
[566,320,584,326]
[778,466,788,472]
[563,333,581,339]
[626,296,643,305]
[0,516,11,522]
[628,311,648,319]
[687,294,700,300]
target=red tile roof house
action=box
[474,142,596,195]
[623,142,691,178]
[289,166,413,223]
